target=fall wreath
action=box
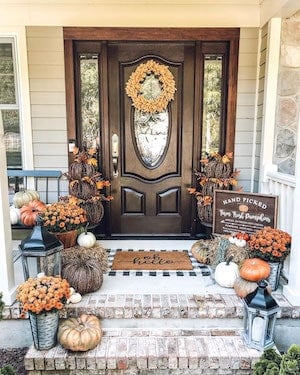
[125,59,176,114]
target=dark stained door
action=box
[108,43,195,235]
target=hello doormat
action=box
[111,251,193,270]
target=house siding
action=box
[235,27,260,192]
[26,26,260,195]
[26,26,68,173]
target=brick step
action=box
[25,328,261,375]
[4,291,294,321]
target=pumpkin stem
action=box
[226,255,234,265]
[84,222,89,235]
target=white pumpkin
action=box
[13,189,40,208]
[9,206,20,225]
[77,225,96,248]
[214,257,239,288]
[69,292,82,304]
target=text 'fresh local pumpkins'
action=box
[214,257,239,288]
[240,258,271,282]
[20,200,46,227]
[13,189,40,208]
[58,314,102,352]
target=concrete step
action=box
[25,328,261,375]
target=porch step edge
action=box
[25,330,262,374]
[3,292,297,320]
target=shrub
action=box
[0,364,16,375]
[253,344,300,375]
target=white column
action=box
[259,18,282,188]
[283,114,300,306]
[0,111,17,305]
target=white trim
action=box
[0,28,33,169]
[259,18,281,187]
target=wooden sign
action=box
[213,190,278,235]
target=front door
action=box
[64,28,239,237]
[108,43,195,235]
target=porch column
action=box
[0,111,16,305]
[283,114,300,306]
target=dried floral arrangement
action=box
[39,200,87,233]
[125,59,176,114]
[191,235,249,269]
[64,147,113,225]
[16,275,71,317]
[248,226,291,263]
[188,152,240,224]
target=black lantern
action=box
[19,218,63,280]
[242,280,280,351]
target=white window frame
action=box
[0,28,33,170]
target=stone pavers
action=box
[25,328,261,374]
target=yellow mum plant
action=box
[39,201,87,233]
[17,275,71,317]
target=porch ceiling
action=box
[0,0,298,28]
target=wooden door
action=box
[108,42,195,235]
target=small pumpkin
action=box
[234,276,272,298]
[190,239,212,264]
[13,189,40,208]
[214,256,239,288]
[234,277,260,298]
[9,206,20,225]
[77,224,97,248]
[58,314,102,352]
[20,200,46,226]
[240,258,271,282]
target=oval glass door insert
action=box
[134,109,169,168]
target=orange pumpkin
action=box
[20,200,46,226]
[239,258,271,282]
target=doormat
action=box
[111,251,193,270]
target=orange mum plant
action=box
[39,201,87,233]
[248,226,292,263]
[17,275,71,317]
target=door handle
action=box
[112,134,119,177]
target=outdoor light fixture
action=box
[19,218,63,280]
[242,280,280,351]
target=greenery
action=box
[0,292,4,320]
[253,345,300,374]
[0,365,15,375]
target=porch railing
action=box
[264,170,295,234]
[263,170,295,278]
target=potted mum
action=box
[16,275,71,350]
[248,226,292,290]
[39,199,87,248]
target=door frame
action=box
[63,27,240,237]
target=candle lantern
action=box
[19,218,63,280]
[242,280,280,351]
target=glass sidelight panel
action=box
[79,54,100,148]
[201,55,223,156]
